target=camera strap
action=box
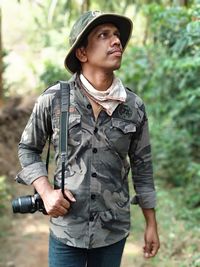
[44,81,70,195]
[59,81,70,195]
[46,135,52,173]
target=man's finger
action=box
[50,206,69,217]
[64,189,76,202]
[144,242,151,258]
[61,198,71,209]
[150,242,160,257]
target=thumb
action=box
[64,189,76,202]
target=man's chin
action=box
[109,61,121,71]
[101,62,121,72]
[113,64,121,71]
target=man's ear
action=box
[75,47,87,63]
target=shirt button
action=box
[92,148,97,153]
[91,194,96,200]
[92,172,97,177]
[87,104,92,109]
[89,215,94,221]
[94,127,98,133]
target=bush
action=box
[119,3,200,210]
[0,176,10,215]
[39,60,70,89]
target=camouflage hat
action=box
[64,11,133,74]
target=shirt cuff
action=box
[131,191,156,208]
[15,162,48,185]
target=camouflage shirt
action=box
[16,74,156,249]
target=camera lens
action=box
[12,195,35,213]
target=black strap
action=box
[43,81,70,194]
[45,134,52,173]
[59,81,70,195]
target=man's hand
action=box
[41,187,76,217]
[143,224,160,258]
[32,176,76,217]
[142,208,160,258]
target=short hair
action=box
[76,35,89,73]
[78,35,88,49]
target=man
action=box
[16,11,160,267]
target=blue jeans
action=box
[49,234,126,267]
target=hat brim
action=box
[64,13,133,74]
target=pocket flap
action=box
[69,115,81,129]
[111,118,136,134]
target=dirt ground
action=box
[0,97,49,267]
[2,212,49,267]
[0,96,36,178]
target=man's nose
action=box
[111,35,121,46]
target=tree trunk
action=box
[173,0,188,6]
[0,7,3,107]
[180,0,188,6]
[81,0,90,13]
[143,16,149,45]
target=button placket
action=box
[89,212,95,222]
[94,127,98,134]
[89,121,100,229]
[87,104,92,109]
[92,147,97,153]
[91,194,96,200]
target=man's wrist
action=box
[32,176,53,198]
[142,208,158,227]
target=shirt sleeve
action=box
[16,93,52,185]
[128,102,156,209]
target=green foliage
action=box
[152,124,192,186]
[2,49,10,99]
[143,4,191,48]
[0,176,10,215]
[127,179,200,266]
[40,60,70,88]
[119,3,200,212]
[184,162,200,208]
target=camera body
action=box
[12,193,47,214]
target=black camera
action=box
[12,193,47,214]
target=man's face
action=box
[76,23,123,72]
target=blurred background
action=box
[0,0,200,266]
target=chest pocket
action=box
[68,114,82,147]
[105,118,137,157]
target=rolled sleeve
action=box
[15,162,48,185]
[131,191,156,209]
[129,101,156,209]
[16,92,53,185]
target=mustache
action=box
[107,47,122,54]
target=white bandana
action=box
[80,74,127,116]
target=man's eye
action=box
[115,32,121,38]
[99,32,107,38]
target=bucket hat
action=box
[64,11,133,73]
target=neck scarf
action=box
[79,74,127,116]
